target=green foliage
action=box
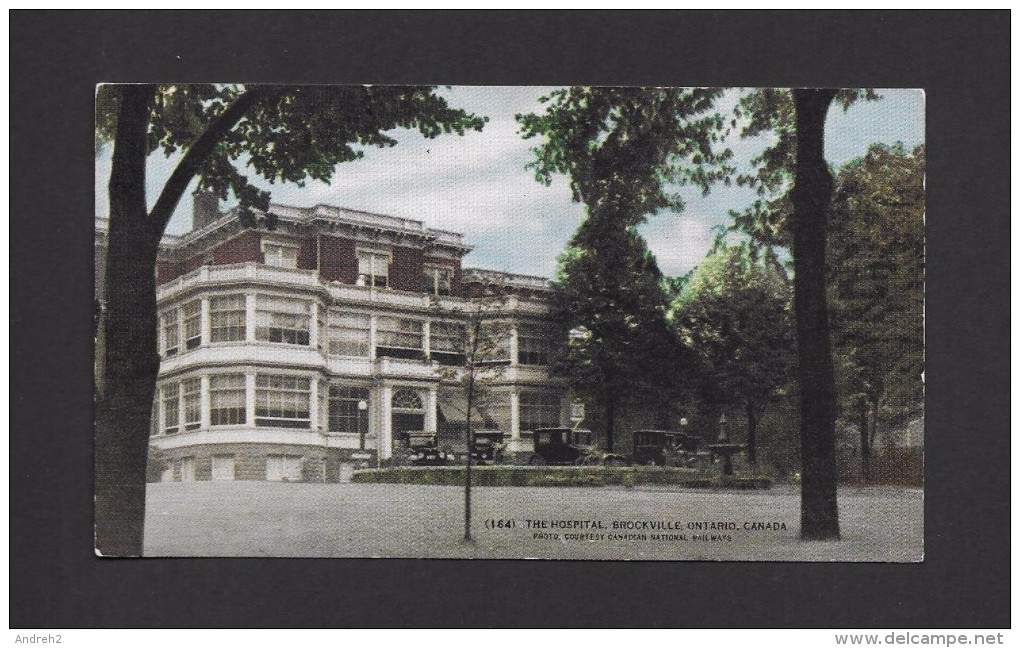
[828,143,925,426]
[518,87,732,449]
[728,88,881,248]
[518,86,733,223]
[671,243,796,418]
[99,84,487,223]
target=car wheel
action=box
[529,454,547,466]
[603,456,628,468]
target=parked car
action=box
[527,428,628,466]
[406,431,455,466]
[632,429,712,468]
[470,430,506,465]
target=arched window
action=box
[392,388,424,411]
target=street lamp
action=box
[357,398,370,457]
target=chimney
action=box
[192,189,221,230]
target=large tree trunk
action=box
[95,85,159,556]
[791,88,840,541]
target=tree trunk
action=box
[95,85,159,556]
[858,398,871,482]
[604,398,616,453]
[746,399,759,465]
[464,370,474,542]
[791,88,841,541]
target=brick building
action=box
[96,193,568,482]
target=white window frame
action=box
[182,300,202,351]
[161,309,180,357]
[375,316,424,352]
[255,374,312,428]
[210,374,246,426]
[181,378,201,431]
[209,294,246,342]
[327,310,371,357]
[517,324,552,366]
[422,264,453,296]
[262,240,300,269]
[162,383,180,435]
[255,295,312,346]
[356,249,391,288]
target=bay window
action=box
[256,375,311,428]
[162,383,180,435]
[210,294,246,342]
[182,300,202,350]
[210,374,246,426]
[327,311,370,356]
[376,316,424,359]
[182,378,201,431]
[256,295,311,345]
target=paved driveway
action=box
[143,482,923,561]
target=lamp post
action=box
[718,413,730,443]
[357,399,368,450]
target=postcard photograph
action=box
[94,85,924,560]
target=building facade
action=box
[97,196,568,483]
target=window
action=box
[265,455,302,481]
[210,374,246,426]
[392,388,424,411]
[376,317,424,359]
[211,455,235,481]
[179,457,196,482]
[422,265,453,295]
[256,375,311,428]
[182,300,202,350]
[263,242,299,269]
[517,325,552,366]
[357,250,390,288]
[182,378,201,431]
[162,383,180,435]
[256,295,311,345]
[329,385,370,434]
[162,310,179,357]
[519,392,562,431]
[430,321,465,365]
[477,320,511,364]
[210,295,246,342]
[327,311,370,356]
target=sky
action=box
[95,87,924,279]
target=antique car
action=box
[469,430,506,465]
[632,429,683,466]
[527,428,628,466]
[406,431,455,466]
[632,429,712,468]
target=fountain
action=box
[707,413,745,476]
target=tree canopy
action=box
[518,87,732,451]
[828,143,925,477]
[671,243,795,462]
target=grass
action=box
[350,465,772,489]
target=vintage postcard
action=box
[94,85,924,560]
